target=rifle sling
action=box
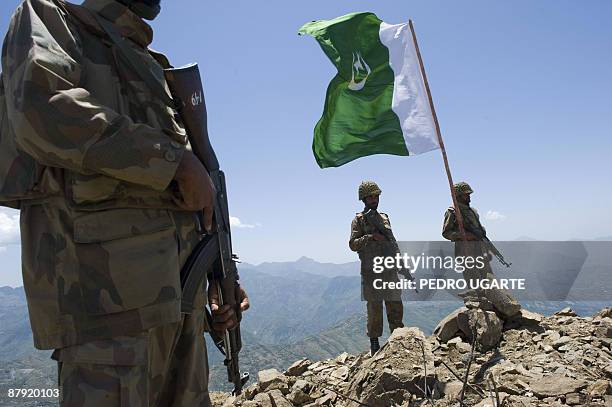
[93,14,178,109]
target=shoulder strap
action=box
[90,12,177,108]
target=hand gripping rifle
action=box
[165,64,249,395]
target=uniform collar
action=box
[82,0,153,48]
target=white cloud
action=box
[230,216,259,229]
[484,210,507,221]
[0,208,20,245]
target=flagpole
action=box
[408,20,467,242]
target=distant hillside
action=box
[240,256,359,278]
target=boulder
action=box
[257,369,289,394]
[267,389,292,407]
[433,307,465,342]
[344,327,436,406]
[504,309,544,330]
[529,375,587,398]
[285,358,311,377]
[555,307,577,317]
[457,308,503,351]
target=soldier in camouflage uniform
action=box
[349,181,404,355]
[1,0,248,405]
[443,182,520,318]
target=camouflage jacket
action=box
[349,210,398,275]
[442,203,486,242]
[2,0,202,349]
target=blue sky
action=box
[1,0,611,286]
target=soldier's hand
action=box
[173,151,216,231]
[208,281,250,333]
[465,232,479,241]
[372,233,387,241]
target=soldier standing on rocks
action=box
[350,181,404,355]
[1,0,249,405]
[442,182,521,319]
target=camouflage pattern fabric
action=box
[2,0,201,351]
[442,204,521,318]
[366,300,403,339]
[53,301,210,407]
[350,211,404,336]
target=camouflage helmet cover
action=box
[358,181,382,200]
[454,182,473,195]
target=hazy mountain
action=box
[240,256,359,278]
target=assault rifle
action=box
[459,208,512,268]
[363,209,417,286]
[165,64,249,395]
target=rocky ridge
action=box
[212,307,612,406]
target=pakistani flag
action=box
[299,12,440,168]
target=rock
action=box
[292,379,311,393]
[285,359,311,377]
[481,285,522,318]
[565,393,582,405]
[439,380,463,400]
[221,395,236,407]
[344,327,436,406]
[315,391,337,405]
[447,336,462,345]
[505,309,544,329]
[335,352,350,364]
[529,375,588,398]
[329,365,349,382]
[456,342,472,353]
[243,384,259,400]
[267,389,292,407]
[457,308,503,351]
[556,307,577,317]
[434,307,465,342]
[257,369,289,394]
[551,336,572,349]
[588,379,611,396]
[595,324,612,339]
[595,308,612,319]
[287,388,312,405]
[253,392,273,407]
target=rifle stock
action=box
[165,63,249,395]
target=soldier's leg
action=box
[54,334,151,407]
[385,301,404,333]
[366,300,384,338]
[152,308,210,407]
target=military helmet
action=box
[358,181,382,200]
[454,182,473,195]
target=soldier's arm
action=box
[2,0,182,191]
[442,209,463,241]
[349,217,372,252]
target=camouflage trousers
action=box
[52,308,211,407]
[366,300,404,338]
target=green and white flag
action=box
[299,12,440,168]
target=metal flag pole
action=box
[408,19,468,241]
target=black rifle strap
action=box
[92,13,177,108]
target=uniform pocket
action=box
[54,333,150,407]
[73,208,180,316]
